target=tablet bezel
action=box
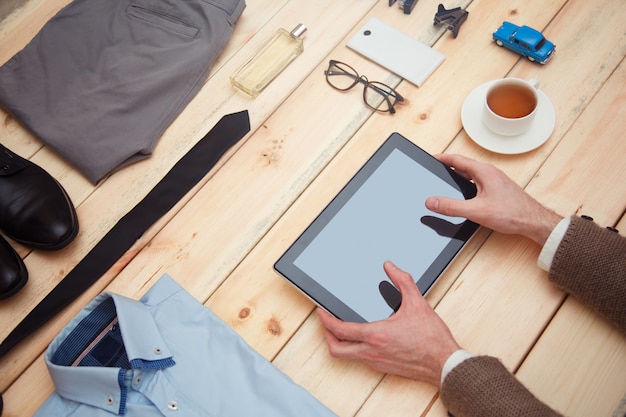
[274,132,479,323]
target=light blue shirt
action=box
[35,274,337,416]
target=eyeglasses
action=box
[324,60,405,114]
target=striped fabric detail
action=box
[51,297,126,367]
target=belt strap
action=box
[0,110,251,357]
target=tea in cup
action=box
[483,78,539,136]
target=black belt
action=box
[0,110,250,358]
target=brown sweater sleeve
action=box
[548,216,626,333]
[440,216,625,417]
[441,356,562,417]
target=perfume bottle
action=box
[231,24,307,98]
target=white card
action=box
[347,18,445,87]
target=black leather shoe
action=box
[0,234,28,300]
[0,145,78,250]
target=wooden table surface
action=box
[1,0,625,415]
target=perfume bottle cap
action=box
[290,24,307,39]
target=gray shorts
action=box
[0,0,245,183]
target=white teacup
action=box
[483,78,539,136]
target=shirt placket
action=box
[131,369,210,417]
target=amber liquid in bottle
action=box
[231,24,307,98]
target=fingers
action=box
[433,154,476,181]
[318,262,425,360]
[383,261,433,315]
[316,308,371,359]
[316,308,367,343]
[434,153,479,173]
[383,261,419,299]
[317,262,418,354]
[425,195,467,218]
[428,154,492,221]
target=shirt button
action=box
[106,395,115,406]
[167,401,179,411]
[154,347,163,355]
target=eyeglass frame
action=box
[323,59,405,114]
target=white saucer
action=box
[461,80,556,154]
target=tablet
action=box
[274,132,479,323]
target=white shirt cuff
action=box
[441,349,475,387]
[537,217,571,271]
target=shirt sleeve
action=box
[440,356,563,417]
[548,216,626,333]
[537,217,571,271]
[441,349,475,387]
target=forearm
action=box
[522,205,563,246]
[548,216,626,333]
[441,356,562,417]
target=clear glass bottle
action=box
[231,24,307,98]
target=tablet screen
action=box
[275,133,478,322]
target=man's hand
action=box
[425,154,563,245]
[317,261,460,387]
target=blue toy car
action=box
[493,21,555,64]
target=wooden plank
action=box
[2,356,50,417]
[516,293,626,417]
[0,0,72,65]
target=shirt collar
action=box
[44,291,175,414]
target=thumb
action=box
[383,261,420,300]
